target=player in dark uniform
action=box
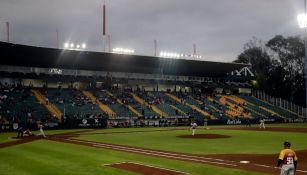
[277,141,298,175]
[16,122,24,138]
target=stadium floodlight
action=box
[63,42,86,50]
[298,14,307,28]
[159,51,181,58]
[112,47,135,54]
[64,42,69,48]
[160,51,202,60]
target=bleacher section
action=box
[130,92,159,117]
[223,95,265,119]
[0,86,301,124]
[218,95,251,118]
[44,88,104,119]
[238,95,297,119]
[0,87,51,122]
[32,89,62,120]
[110,90,151,117]
[83,90,117,117]
[91,89,135,118]
[164,92,211,122]
[107,91,142,117]
[148,92,178,116]
[192,94,229,120]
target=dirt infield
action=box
[206,150,307,174]
[106,162,188,175]
[177,134,231,139]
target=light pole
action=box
[297,0,307,117]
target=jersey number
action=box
[286,157,294,165]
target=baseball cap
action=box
[284,141,291,147]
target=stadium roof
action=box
[0,42,247,77]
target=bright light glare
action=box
[112,47,134,54]
[64,43,69,48]
[63,42,86,50]
[160,51,204,60]
[298,14,307,28]
[159,51,181,58]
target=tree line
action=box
[233,35,305,107]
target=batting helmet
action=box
[284,141,291,147]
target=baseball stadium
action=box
[1,1,307,175]
[0,40,307,175]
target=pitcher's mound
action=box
[177,134,231,139]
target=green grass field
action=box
[0,140,264,175]
[79,124,307,154]
[0,123,306,175]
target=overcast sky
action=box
[0,0,305,62]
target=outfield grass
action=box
[78,125,307,154]
[265,123,307,128]
[0,140,266,175]
[0,132,17,143]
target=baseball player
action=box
[190,122,197,136]
[277,141,298,175]
[37,122,46,138]
[259,119,265,129]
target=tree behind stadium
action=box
[234,35,306,107]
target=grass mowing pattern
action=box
[0,132,17,143]
[78,126,307,154]
[0,140,265,175]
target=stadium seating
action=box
[91,89,135,118]
[0,85,300,124]
[44,88,104,119]
[163,92,208,122]
[0,87,51,122]
[238,95,297,119]
[223,96,264,119]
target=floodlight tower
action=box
[102,3,107,52]
[297,0,307,116]
[5,21,9,43]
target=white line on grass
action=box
[127,162,190,174]
[66,139,237,167]
[61,138,307,173]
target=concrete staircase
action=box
[234,95,282,118]
[107,91,142,117]
[82,90,116,118]
[220,96,251,118]
[131,93,167,117]
[169,105,187,115]
[165,93,213,119]
[31,89,63,120]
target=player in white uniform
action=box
[259,119,265,129]
[190,122,197,136]
[37,122,46,138]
